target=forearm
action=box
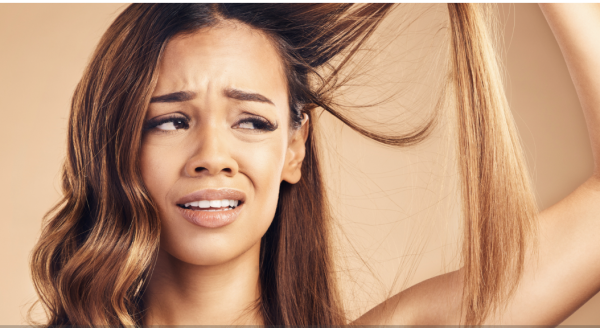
[539,4,600,175]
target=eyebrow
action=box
[224,88,275,106]
[149,88,275,106]
[150,91,196,103]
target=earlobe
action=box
[281,114,309,184]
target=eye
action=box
[237,121,255,129]
[143,115,190,133]
[156,119,187,131]
[234,116,278,132]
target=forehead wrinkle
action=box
[156,19,291,120]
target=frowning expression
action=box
[140,21,307,266]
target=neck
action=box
[143,241,263,325]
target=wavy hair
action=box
[29,4,537,325]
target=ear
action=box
[281,114,309,184]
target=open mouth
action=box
[177,199,242,211]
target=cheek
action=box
[227,136,288,236]
[234,137,287,195]
[139,140,183,206]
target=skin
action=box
[140,21,308,325]
[140,5,600,325]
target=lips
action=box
[176,189,246,205]
[175,189,245,228]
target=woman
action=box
[28,3,600,325]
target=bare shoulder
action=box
[352,269,464,325]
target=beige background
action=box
[0,3,597,324]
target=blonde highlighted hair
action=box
[29,3,537,325]
[448,4,537,323]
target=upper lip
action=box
[176,188,246,205]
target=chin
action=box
[159,232,256,267]
[157,217,268,268]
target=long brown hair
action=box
[29,4,537,325]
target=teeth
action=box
[183,199,240,209]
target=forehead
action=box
[154,21,288,108]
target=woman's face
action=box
[140,21,307,266]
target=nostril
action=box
[191,166,233,175]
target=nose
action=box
[184,125,238,178]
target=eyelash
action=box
[142,115,277,133]
[143,115,189,133]
[237,116,278,132]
